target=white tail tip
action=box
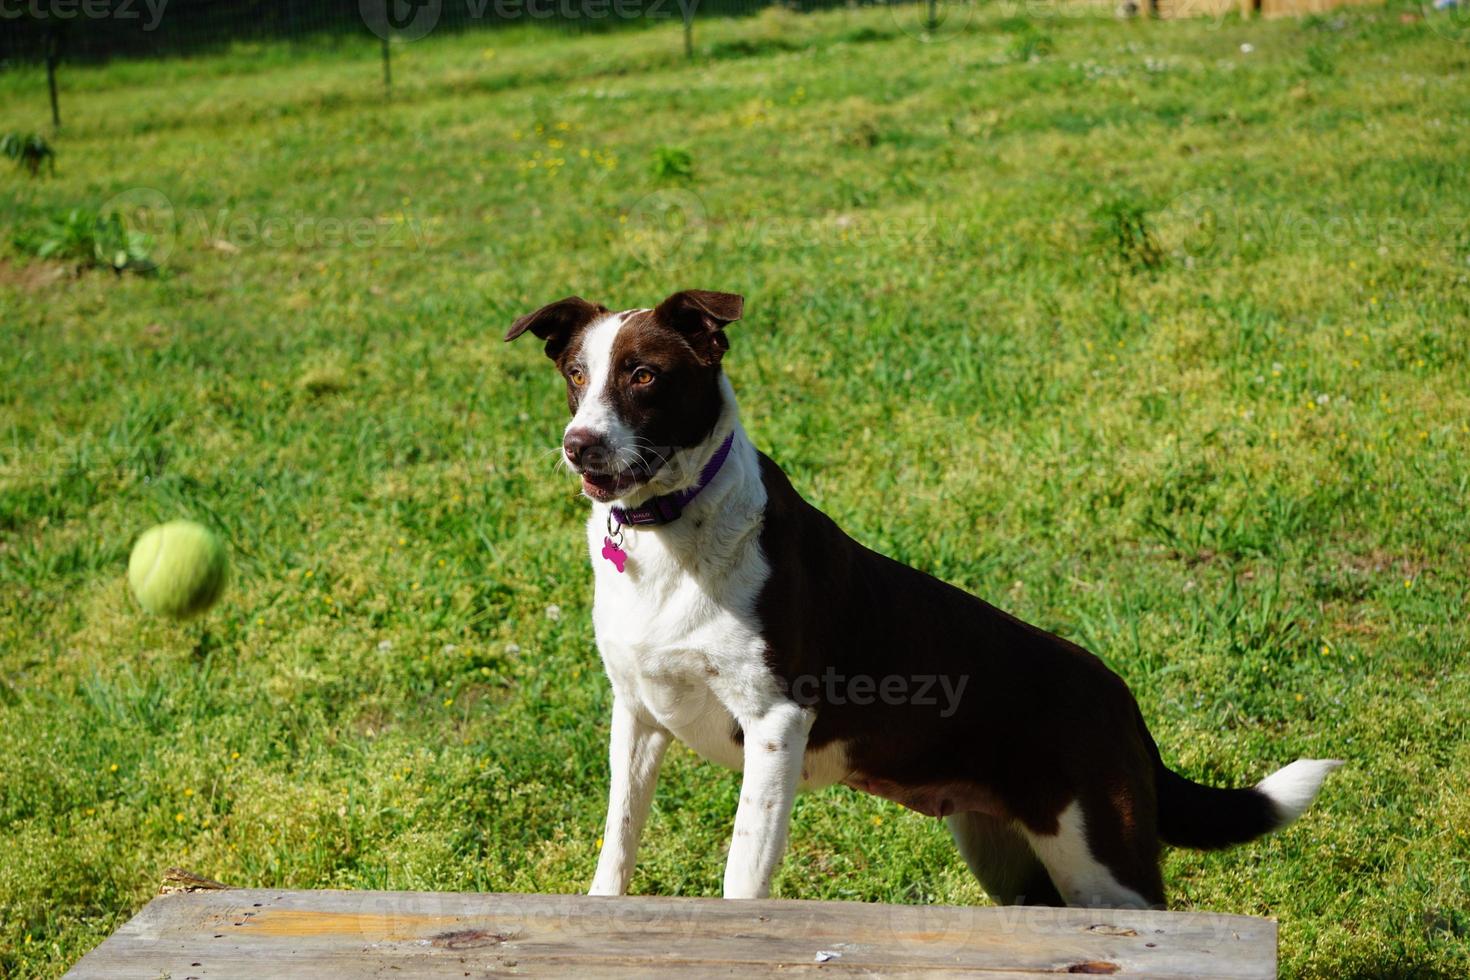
[1256,759,1343,826]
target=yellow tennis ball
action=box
[127,520,228,619]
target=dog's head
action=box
[505,290,744,503]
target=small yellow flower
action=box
[443,697,453,707]
[596,836,604,850]
[398,537,407,546]
[871,815,883,827]
[109,763,119,772]
[231,751,240,760]
[304,570,313,579]
[184,788,194,797]
[175,812,185,823]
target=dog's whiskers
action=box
[542,445,574,474]
[631,441,672,471]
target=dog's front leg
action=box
[722,702,810,899]
[589,696,670,896]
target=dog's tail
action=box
[1154,755,1342,850]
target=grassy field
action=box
[3,4,1469,976]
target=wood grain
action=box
[65,889,1276,978]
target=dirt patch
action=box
[431,928,512,950]
[1338,550,1429,578]
[0,257,73,291]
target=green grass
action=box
[2,4,1469,976]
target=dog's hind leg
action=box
[1020,799,1164,909]
[945,813,1065,907]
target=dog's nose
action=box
[563,428,606,468]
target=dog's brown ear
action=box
[505,296,606,359]
[654,290,744,365]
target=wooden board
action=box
[65,888,1277,978]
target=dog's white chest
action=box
[590,525,765,771]
[586,508,850,790]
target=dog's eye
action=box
[631,367,657,386]
[568,368,587,386]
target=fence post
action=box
[45,22,61,129]
[926,0,937,33]
[683,1,694,60]
[381,35,392,99]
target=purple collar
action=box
[610,434,735,528]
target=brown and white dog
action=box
[506,290,1340,908]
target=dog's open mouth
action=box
[579,467,652,502]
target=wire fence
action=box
[0,0,890,65]
[2,0,931,127]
